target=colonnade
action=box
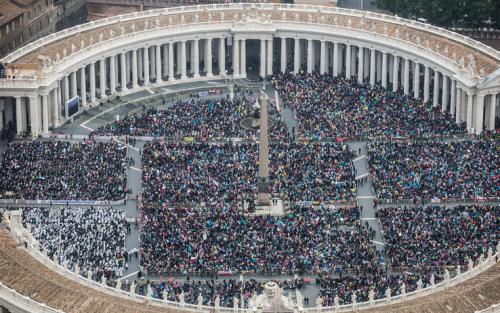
[4,35,499,137]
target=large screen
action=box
[67,96,80,117]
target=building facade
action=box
[0,0,57,57]
[0,3,499,137]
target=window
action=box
[12,21,15,31]
[6,24,9,34]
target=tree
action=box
[375,0,497,29]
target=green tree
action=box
[375,0,496,29]
[495,0,500,28]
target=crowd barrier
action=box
[298,133,479,143]
[0,199,125,206]
[375,197,500,206]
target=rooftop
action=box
[0,0,25,27]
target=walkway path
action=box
[347,142,386,252]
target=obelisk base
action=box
[256,179,271,207]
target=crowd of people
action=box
[142,141,358,205]
[378,205,499,270]
[0,140,128,200]
[367,140,499,201]
[91,96,288,140]
[270,142,356,202]
[139,205,377,275]
[21,206,129,278]
[271,72,466,140]
[142,141,258,205]
[319,271,444,305]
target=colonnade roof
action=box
[2,3,500,81]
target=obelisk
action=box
[256,93,271,207]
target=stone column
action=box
[466,93,473,131]
[320,40,326,74]
[109,53,116,95]
[150,46,156,79]
[388,55,393,84]
[219,38,226,75]
[423,66,430,102]
[50,87,59,128]
[376,52,382,82]
[71,71,77,98]
[357,46,364,83]
[266,38,273,76]
[351,46,357,77]
[414,62,420,99]
[461,90,468,122]
[369,48,376,85]
[193,39,200,78]
[89,63,96,103]
[455,88,462,124]
[121,52,128,90]
[99,59,106,99]
[233,38,240,78]
[80,67,87,106]
[240,39,247,78]
[345,44,352,78]
[392,55,399,92]
[433,70,440,107]
[132,49,139,87]
[475,94,485,134]
[29,95,39,136]
[63,75,69,105]
[52,87,59,127]
[180,41,187,80]
[260,39,266,78]
[333,42,339,77]
[441,75,449,113]
[403,58,410,95]
[450,80,456,116]
[163,44,169,78]
[281,37,287,73]
[156,45,162,83]
[169,43,175,81]
[138,49,143,80]
[294,38,300,74]
[206,38,213,78]
[381,52,387,87]
[307,39,313,74]
[144,47,150,84]
[15,96,23,134]
[42,94,49,134]
[56,81,61,125]
[488,93,497,130]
